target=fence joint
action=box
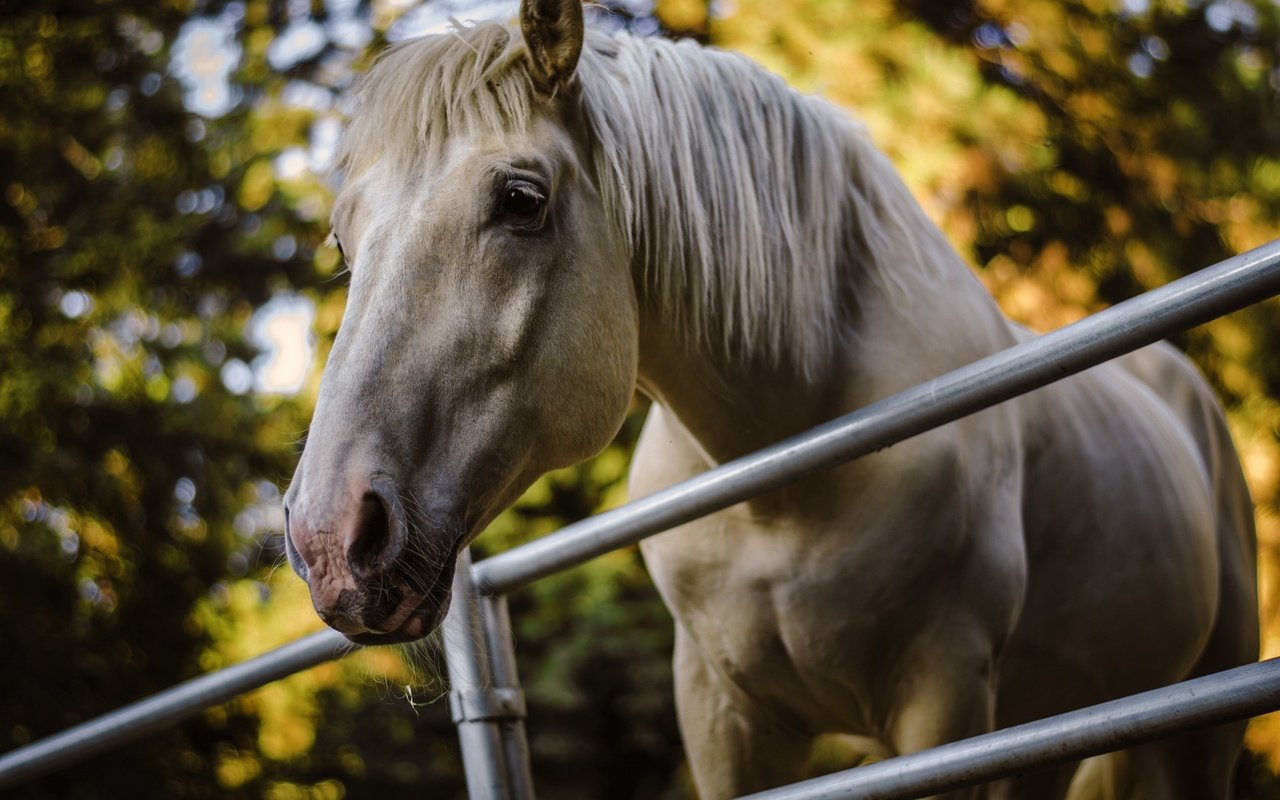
[449,687,527,724]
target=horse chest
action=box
[633,402,1030,733]
[639,473,1017,734]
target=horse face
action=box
[284,0,636,644]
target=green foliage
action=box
[0,1,327,796]
[2,0,1279,798]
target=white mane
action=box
[337,22,950,378]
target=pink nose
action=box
[284,476,409,631]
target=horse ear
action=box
[520,0,584,95]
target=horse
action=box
[281,1,1259,796]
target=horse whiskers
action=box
[398,491,457,543]
[262,552,290,584]
[402,532,453,563]
[257,534,293,584]
[393,627,450,698]
[399,560,451,602]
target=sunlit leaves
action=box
[5,0,1280,796]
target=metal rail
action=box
[442,549,536,799]
[0,630,350,789]
[1,238,1278,795]
[741,659,1280,800]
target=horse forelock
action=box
[338,21,953,380]
[334,22,536,176]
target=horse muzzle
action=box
[283,473,461,644]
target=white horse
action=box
[282,2,1258,796]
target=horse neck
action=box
[619,82,1022,464]
[634,225,1015,469]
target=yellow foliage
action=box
[338,746,365,776]
[60,137,101,180]
[251,105,315,153]
[654,0,707,34]
[215,745,263,789]
[239,159,275,212]
[1006,205,1035,233]
[314,244,342,275]
[712,0,1046,233]
[191,565,430,764]
[132,136,178,181]
[263,778,346,800]
[144,373,170,403]
[78,518,119,557]
[1242,443,1279,508]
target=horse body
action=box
[284,3,1257,796]
[632,212,1254,797]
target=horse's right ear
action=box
[519,0,584,96]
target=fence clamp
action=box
[449,686,527,723]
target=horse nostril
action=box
[283,504,310,583]
[346,477,407,579]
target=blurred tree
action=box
[2,0,1278,798]
[0,1,328,796]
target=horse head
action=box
[283,0,637,644]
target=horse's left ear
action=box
[520,0,584,95]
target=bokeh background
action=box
[2,0,1279,797]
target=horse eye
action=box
[500,182,545,224]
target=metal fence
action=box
[2,238,1280,799]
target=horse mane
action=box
[336,21,948,379]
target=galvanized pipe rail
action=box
[442,549,536,799]
[0,629,350,789]
[742,658,1280,800]
[1,237,1279,796]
